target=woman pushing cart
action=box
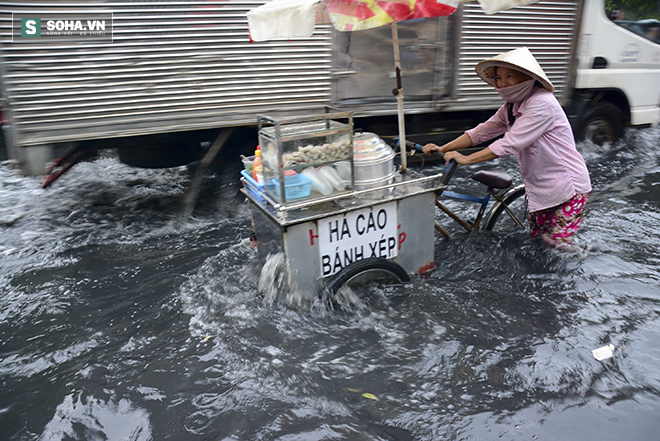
[423,47,592,249]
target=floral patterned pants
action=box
[528,193,589,246]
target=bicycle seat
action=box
[470,169,512,189]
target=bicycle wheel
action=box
[483,185,528,231]
[325,258,410,296]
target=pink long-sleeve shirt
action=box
[466,87,592,213]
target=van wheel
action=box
[576,102,623,145]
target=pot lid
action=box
[353,132,394,161]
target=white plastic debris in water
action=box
[592,344,615,361]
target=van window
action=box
[607,1,660,44]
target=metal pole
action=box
[183,128,233,217]
[391,22,407,173]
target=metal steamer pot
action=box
[335,132,395,193]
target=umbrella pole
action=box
[391,22,407,173]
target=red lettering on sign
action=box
[309,229,318,246]
[397,224,406,250]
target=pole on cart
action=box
[391,23,407,173]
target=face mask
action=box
[494,78,536,103]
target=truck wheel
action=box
[575,102,623,145]
[325,258,410,296]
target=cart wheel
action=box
[325,258,410,297]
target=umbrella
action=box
[247,0,540,171]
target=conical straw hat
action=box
[475,47,554,93]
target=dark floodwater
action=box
[1,127,660,441]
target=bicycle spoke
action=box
[484,186,528,232]
[501,199,527,228]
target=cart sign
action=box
[318,202,398,277]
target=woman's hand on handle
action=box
[421,133,497,165]
[444,151,467,165]
[422,133,474,156]
[422,143,443,155]
[445,147,498,165]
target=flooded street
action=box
[1,127,660,440]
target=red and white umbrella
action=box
[247,0,540,171]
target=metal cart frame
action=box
[242,112,445,295]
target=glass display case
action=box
[257,113,354,205]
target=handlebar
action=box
[396,139,488,186]
[399,140,445,158]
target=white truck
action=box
[0,0,658,178]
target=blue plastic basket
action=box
[272,173,313,200]
[241,169,265,202]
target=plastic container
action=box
[272,171,313,200]
[301,167,333,195]
[241,155,255,175]
[333,161,351,181]
[318,166,346,191]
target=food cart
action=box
[240,112,444,296]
